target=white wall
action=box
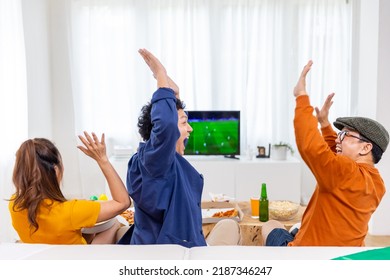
[353,0,379,118]
[347,0,390,235]
[16,0,390,238]
[369,0,390,235]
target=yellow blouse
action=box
[9,199,100,244]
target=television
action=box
[184,110,240,157]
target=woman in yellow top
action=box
[9,132,131,244]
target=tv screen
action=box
[184,110,240,156]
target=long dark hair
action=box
[11,138,66,232]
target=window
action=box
[0,0,28,242]
[69,0,352,152]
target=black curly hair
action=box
[371,142,383,164]
[138,98,186,141]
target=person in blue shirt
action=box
[125,49,241,247]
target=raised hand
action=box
[77,132,108,164]
[294,60,313,97]
[315,93,335,128]
[138,48,170,89]
[139,48,180,98]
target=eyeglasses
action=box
[337,131,369,143]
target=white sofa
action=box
[0,243,381,260]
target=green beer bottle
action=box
[259,183,269,222]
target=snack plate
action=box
[81,218,116,234]
[115,204,243,225]
[117,207,135,225]
[201,201,244,224]
[209,192,235,202]
[202,208,235,218]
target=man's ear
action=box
[359,142,373,156]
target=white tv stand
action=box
[108,155,301,203]
[185,155,301,202]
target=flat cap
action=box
[334,117,389,153]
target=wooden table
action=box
[202,201,306,246]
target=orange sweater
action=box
[290,95,385,246]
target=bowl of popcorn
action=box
[269,200,300,221]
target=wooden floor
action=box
[365,234,390,247]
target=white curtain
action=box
[68,0,352,152]
[0,0,28,242]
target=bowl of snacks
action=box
[81,218,116,234]
[269,200,300,221]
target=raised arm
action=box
[77,132,130,222]
[138,48,180,99]
[294,60,335,128]
[293,60,312,97]
[168,76,180,99]
[315,93,335,128]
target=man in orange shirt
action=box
[262,61,389,246]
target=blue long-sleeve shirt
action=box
[126,87,206,248]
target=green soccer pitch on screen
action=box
[184,111,240,156]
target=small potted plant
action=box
[271,142,294,160]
